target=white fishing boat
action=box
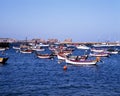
[91,48,105,53]
[0,48,6,51]
[32,48,45,51]
[89,52,109,57]
[20,49,33,54]
[57,53,66,60]
[39,43,49,47]
[13,46,20,50]
[65,58,98,65]
[37,53,54,59]
[76,45,90,50]
[106,51,118,54]
[67,55,88,61]
[57,51,72,60]
[105,49,119,54]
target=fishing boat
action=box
[32,48,45,51]
[76,45,90,50]
[0,48,6,51]
[105,49,119,54]
[57,50,72,60]
[13,46,20,50]
[90,48,105,53]
[39,43,49,47]
[37,53,54,59]
[57,52,66,60]
[89,52,109,57]
[0,57,9,64]
[61,50,72,55]
[20,49,33,54]
[67,55,88,61]
[65,57,99,65]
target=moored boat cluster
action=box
[0,42,120,66]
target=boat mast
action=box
[25,37,27,45]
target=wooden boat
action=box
[57,51,72,60]
[0,57,9,64]
[89,52,109,57]
[57,53,66,60]
[32,48,45,51]
[105,49,119,54]
[91,48,105,53]
[20,49,33,53]
[67,55,88,61]
[13,46,20,50]
[0,48,6,51]
[61,50,72,55]
[37,53,54,59]
[106,51,118,54]
[76,45,90,50]
[39,43,49,47]
[65,57,99,65]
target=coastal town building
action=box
[31,38,59,44]
[62,38,72,43]
[0,38,16,43]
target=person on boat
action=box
[75,56,79,61]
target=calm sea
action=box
[0,45,120,96]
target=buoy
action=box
[63,65,67,70]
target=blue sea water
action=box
[0,46,120,96]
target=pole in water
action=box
[63,65,67,70]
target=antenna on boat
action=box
[25,37,28,45]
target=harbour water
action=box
[0,45,120,96]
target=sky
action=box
[0,0,120,42]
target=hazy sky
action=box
[0,0,120,42]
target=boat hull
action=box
[57,54,66,60]
[89,53,109,57]
[0,48,6,51]
[65,59,97,65]
[37,55,51,59]
[37,53,54,59]
[20,49,33,53]
[76,46,90,50]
